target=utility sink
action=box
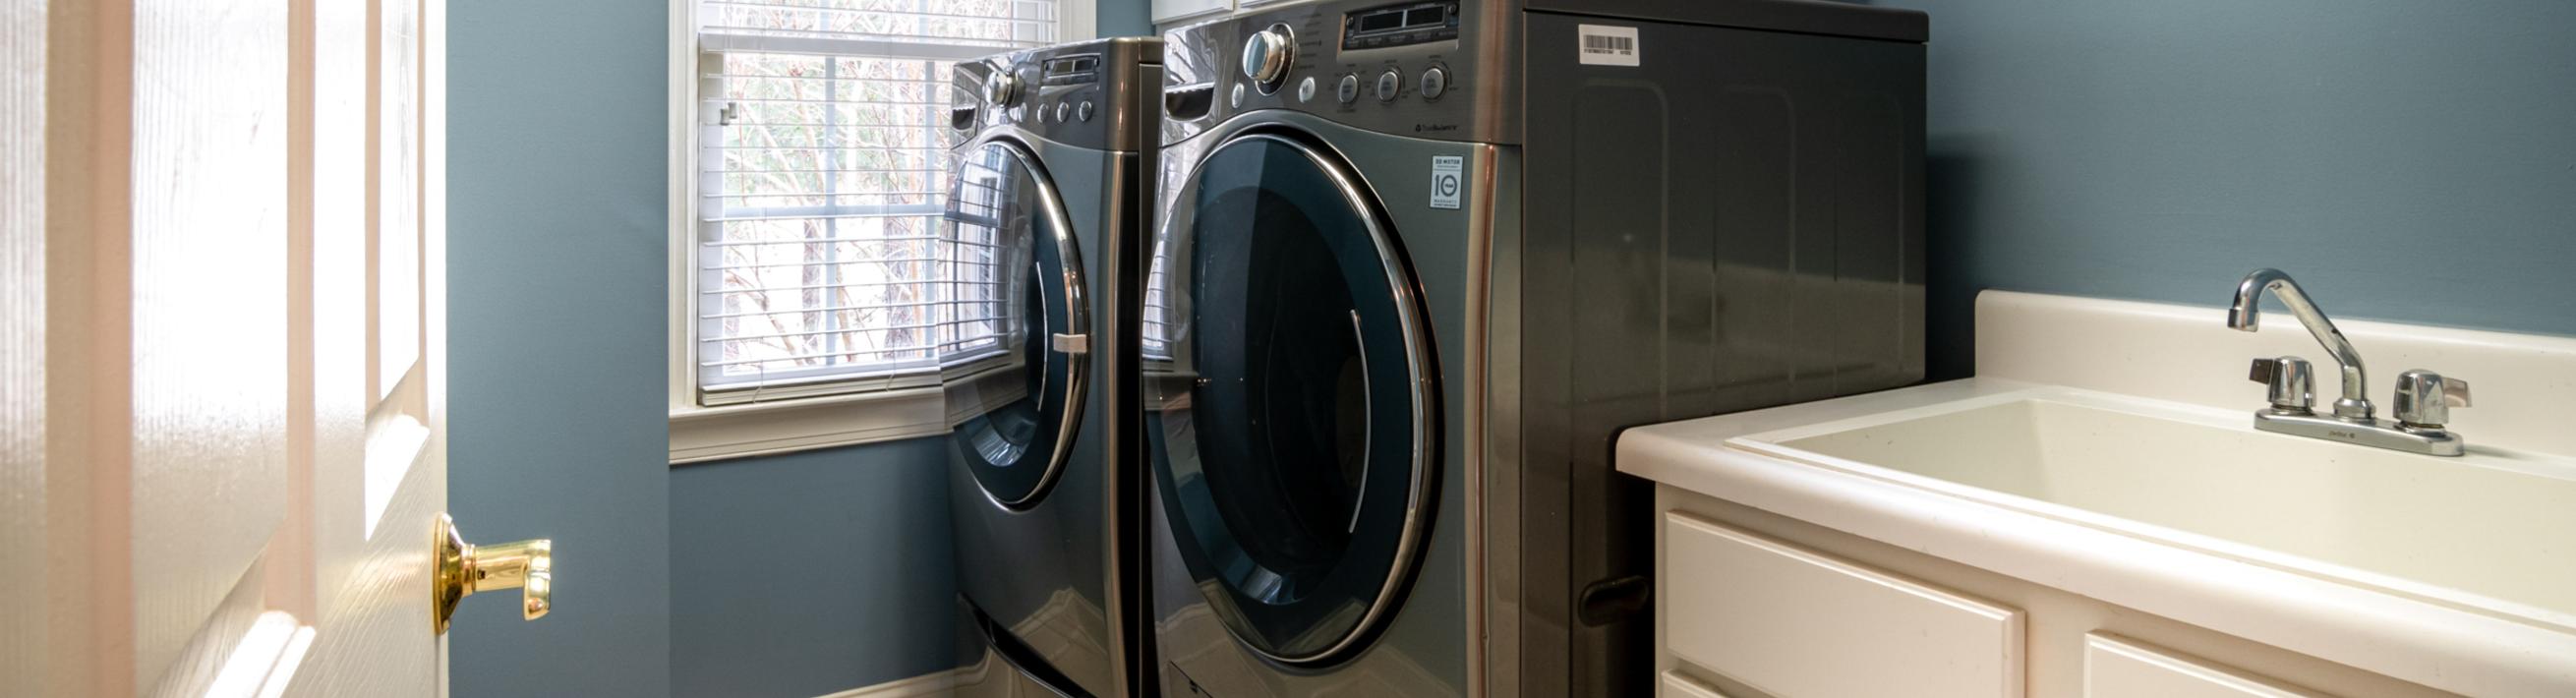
[1621,292,2576,694]
[1727,387,2576,626]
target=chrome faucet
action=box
[2229,268,2374,420]
[2228,268,2471,456]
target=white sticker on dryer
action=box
[1430,155,1464,209]
[1578,25,1640,67]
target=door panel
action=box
[945,139,1088,509]
[0,1,41,694]
[1146,131,1440,667]
[285,0,449,693]
[21,0,453,695]
[2083,635,2324,698]
[1662,511,2024,698]
[128,0,291,683]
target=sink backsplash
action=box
[1973,290,2576,457]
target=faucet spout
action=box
[2229,268,2372,420]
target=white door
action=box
[3,1,546,696]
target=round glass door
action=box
[945,140,1087,509]
[1146,132,1438,666]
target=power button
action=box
[1420,66,1448,100]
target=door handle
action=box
[433,513,553,634]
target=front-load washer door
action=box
[946,139,1088,510]
[1147,131,1440,667]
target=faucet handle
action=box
[2249,356,2315,414]
[2393,370,2470,428]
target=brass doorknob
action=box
[432,513,552,634]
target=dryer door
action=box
[946,139,1088,509]
[1147,132,1439,666]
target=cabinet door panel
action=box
[2084,634,2325,698]
[1663,511,2024,698]
[1660,670,1736,698]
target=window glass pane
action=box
[701,215,941,387]
[693,0,1057,398]
[703,0,1057,47]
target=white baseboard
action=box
[813,669,965,698]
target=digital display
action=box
[1044,56,1098,76]
[1040,54,1100,86]
[1342,1,1459,50]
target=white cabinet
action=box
[1151,0,1230,27]
[2084,634,2323,698]
[1663,511,2026,698]
[1652,486,2447,697]
[1660,670,1736,698]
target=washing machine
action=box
[1143,1,1927,694]
[943,36,1161,698]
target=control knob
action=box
[983,72,1020,107]
[1240,25,1295,93]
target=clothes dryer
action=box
[944,36,1161,698]
[1146,2,1927,694]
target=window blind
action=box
[1141,234,1175,362]
[937,146,1024,366]
[695,0,1058,403]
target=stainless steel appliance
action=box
[944,36,1161,698]
[1145,1,1927,694]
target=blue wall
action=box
[446,1,671,696]
[1100,0,1154,38]
[448,0,1158,695]
[1863,0,2576,378]
[671,441,959,698]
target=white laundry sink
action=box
[1726,387,2576,625]
[1619,292,2576,695]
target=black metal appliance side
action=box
[1516,12,1927,696]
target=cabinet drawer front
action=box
[2084,634,2324,698]
[1663,511,2024,698]
[1661,670,1735,698]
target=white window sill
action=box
[666,365,1025,465]
[667,386,946,465]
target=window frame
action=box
[668,0,1096,464]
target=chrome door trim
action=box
[1107,60,1163,698]
[965,135,1090,511]
[1471,143,1520,698]
[1346,309,1372,536]
[1159,128,1440,667]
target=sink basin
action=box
[1730,389,2576,626]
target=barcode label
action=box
[1582,34,1632,54]
[1578,25,1640,67]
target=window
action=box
[671,0,1091,463]
[692,0,1061,405]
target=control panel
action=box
[1341,1,1459,50]
[1162,0,1501,144]
[951,37,1159,151]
